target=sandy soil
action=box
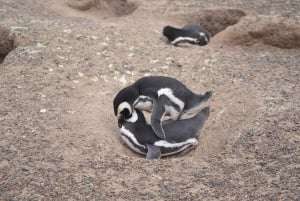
[0,0,299,200]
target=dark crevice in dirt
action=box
[0,26,16,64]
[174,9,246,37]
[230,23,300,49]
[66,0,138,17]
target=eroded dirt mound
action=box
[66,0,138,17]
[214,22,300,49]
[0,26,16,64]
[232,23,300,49]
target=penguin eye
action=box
[117,102,132,119]
[121,108,131,119]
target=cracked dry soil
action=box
[0,0,299,200]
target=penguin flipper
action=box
[150,99,167,139]
[180,91,212,120]
[146,144,161,159]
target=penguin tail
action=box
[200,91,213,102]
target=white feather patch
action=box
[117,102,132,118]
[170,36,198,45]
[157,88,184,111]
[125,109,138,123]
[154,138,198,148]
[199,32,209,43]
[133,95,153,112]
[120,126,146,150]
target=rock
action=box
[21,165,30,171]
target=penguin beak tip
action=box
[118,118,124,128]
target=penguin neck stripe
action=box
[126,110,138,123]
[154,138,198,148]
[120,135,146,155]
[120,126,146,149]
[199,32,209,43]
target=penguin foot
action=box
[203,91,213,101]
[146,144,161,159]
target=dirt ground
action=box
[0,0,299,200]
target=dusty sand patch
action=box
[0,0,299,200]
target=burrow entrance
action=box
[0,26,16,64]
[62,0,138,19]
[169,9,300,49]
[224,23,300,49]
[173,9,246,37]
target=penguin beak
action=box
[118,116,125,128]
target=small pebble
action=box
[21,166,30,171]
[90,77,99,82]
[78,72,84,77]
[40,109,47,113]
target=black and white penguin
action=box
[119,107,210,159]
[163,24,211,46]
[113,76,212,139]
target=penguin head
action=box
[117,102,132,127]
[163,26,172,36]
[194,32,210,46]
[118,108,147,128]
[113,86,139,126]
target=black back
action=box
[182,24,210,37]
[113,76,196,115]
[163,25,201,41]
[132,76,194,102]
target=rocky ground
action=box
[0,0,299,200]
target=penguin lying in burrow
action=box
[119,106,210,159]
[163,24,211,46]
[113,76,212,139]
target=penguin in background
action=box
[113,76,212,139]
[163,24,211,46]
[119,106,210,159]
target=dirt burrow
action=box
[50,0,138,20]
[163,8,300,49]
[0,26,16,64]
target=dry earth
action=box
[0,0,299,200]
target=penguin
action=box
[113,76,212,139]
[119,106,210,159]
[163,24,211,46]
